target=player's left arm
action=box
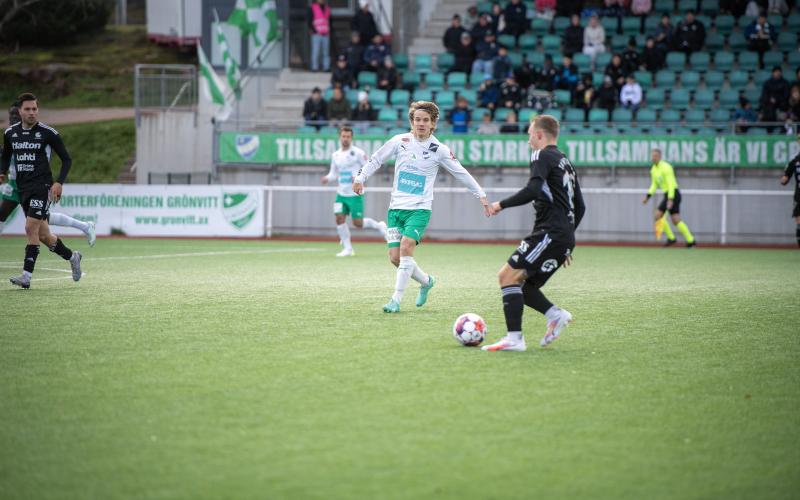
[48,131,72,202]
[438,145,489,215]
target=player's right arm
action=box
[353,135,400,192]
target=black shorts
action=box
[19,185,51,221]
[793,200,800,218]
[658,189,682,215]
[507,232,574,288]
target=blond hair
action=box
[408,101,440,128]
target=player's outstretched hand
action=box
[321,176,329,185]
[352,181,364,195]
[780,175,789,186]
[50,182,63,203]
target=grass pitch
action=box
[0,237,798,500]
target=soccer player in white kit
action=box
[321,126,388,256]
[353,101,490,313]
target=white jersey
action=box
[326,146,368,197]
[354,133,485,210]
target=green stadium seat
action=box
[666,52,686,70]
[704,70,724,87]
[685,109,706,124]
[763,51,784,68]
[414,54,433,72]
[634,70,653,87]
[689,52,710,68]
[357,72,377,87]
[636,108,657,124]
[402,72,420,87]
[714,52,735,71]
[447,72,468,88]
[493,108,513,121]
[531,18,551,33]
[596,52,612,69]
[526,52,545,66]
[777,32,797,52]
[718,89,740,108]
[377,107,399,122]
[458,89,477,104]
[622,17,641,35]
[436,90,455,108]
[728,70,749,88]
[670,88,690,108]
[714,15,735,34]
[681,71,701,88]
[519,34,537,50]
[660,108,681,124]
[390,89,410,107]
[518,108,537,122]
[645,88,666,107]
[553,17,570,31]
[710,108,731,122]
[436,53,454,72]
[498,34,516,48]
[737,51,759,70]
[705,32,725,51]
[369,89,388,106]
[413,89,433,102]
[592,71,604,87]
[655,70,676,87]
[425,72,445,89]
[589,108,609,123]
[612,108,633,122]
[727,33,747,51]
[787,13,800,31]
[693,89,715,108]
[573,53,592,72]
[554,89,572,106]
[542,35,561,51]
[565,107,585,123]
[394,54,408,70]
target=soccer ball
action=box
[452,313,487,346]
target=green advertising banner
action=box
[219,132,798,168]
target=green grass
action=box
[0,25,194,108]
[49,119,135,183]
[0,239,798,500]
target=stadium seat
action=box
[589,108,609,123]
[703,70,724,88]
[390,89,410,107]
[402,72,420,87]
[714,15,735,34]
[436,90,455,108]
[377,107,399,122]
[670,89,690,108]
[554,89,571,106]
[436,52,454,72]
[634,71,653,87]
[425,72,445,89]
[666,52,686,70]
[727,33,747,51]
[612,108,633,122]
[636,108,657,124]
[685,109,705,124]
[763,51,784,68]
[369,89,388,106]
[413,89,433,102]
[710,108,731,123]
[414,54,433,72]
[493,108,513,121]
[714,52,734,72]
[573,53,592,73]
[358,72,377,87]
[447,72,468,89]
[645,88,666,107]
[655,70,676,87]
[553,17,570,31]
[728,70,749,88]
[660,108,681,124]
[718,89,740,108]
[542,35,561,52]
[689,52,710,68]
[681,71,701,88]
[527,52,545,66]
[737,51,759,70]
[777,32,798,52]
[458,89,477,104]
[705,32,725,51]
[394,54,408,70]
[518,34,537,50]
[693,89,715,109]
[564,107,585,123]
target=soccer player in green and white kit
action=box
[321,125,387,256]
[353,101,491,313]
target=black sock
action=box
[522,282,554,314]
[23,244,39,273]
[501,285,524,333]
[48,238,73,260]
[796,225,799,247]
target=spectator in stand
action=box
[327,86,351,123]
[377,56,398,92]
[653,13,674,52]
[493,45,513,82]
[761,66,791,113]
[352,90,374,130]
[345,32,365,78]
[675,11,705,55]
[471,13,492,41]
[448,96,472,133]
[641,36,665,72]
[331,55,354,90]
[583,14,607,67]
[443,15,466,53]
[476,111,500,134]
[733,97,757,133]
[504,0,529,39]
[534,54,558,91]
[352,1,378,47]
[451,32,476,74]
[490,3,506,35]
[620,75,643,110]
[473,30,499,78]
[594,75,618,112]
[534,0,557,20]
[363,34,389,71]
[500,110,521,133]
[563,14,584,56]
[308,0,331,72]
[462,5,480,31]
[573,74,595,111]
[555,54,580,93]
[746,14,778,69]
[499,74,523,109]
[605,53,628,90]
[478,76,499,110]
[622,37,642,74]
[303,87,328,129]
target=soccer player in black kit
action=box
[0,93,82,289]
[483,115,585,352]
[779,135,800,248]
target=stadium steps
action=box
[408,0,474,59]
[260,68,331,125]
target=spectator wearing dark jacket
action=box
[503,0,528,38]
[562,14,584,56]
[351,1,378,46]
[331,55,354,89]
[443,15,466,53]
[745,15,778,69]
[674,11,705,55]
[641,36,665,72]
[451,32,476,74]
[303,87,328,128]
[761,66,791,112]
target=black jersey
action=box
[784,152,800,202]
[1,121,71,192]
[499,144,586,241]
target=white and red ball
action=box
[452,313,487,346]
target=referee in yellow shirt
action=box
[641,148,696,247]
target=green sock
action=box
[663,217,675,240]
[676,221,694,243]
